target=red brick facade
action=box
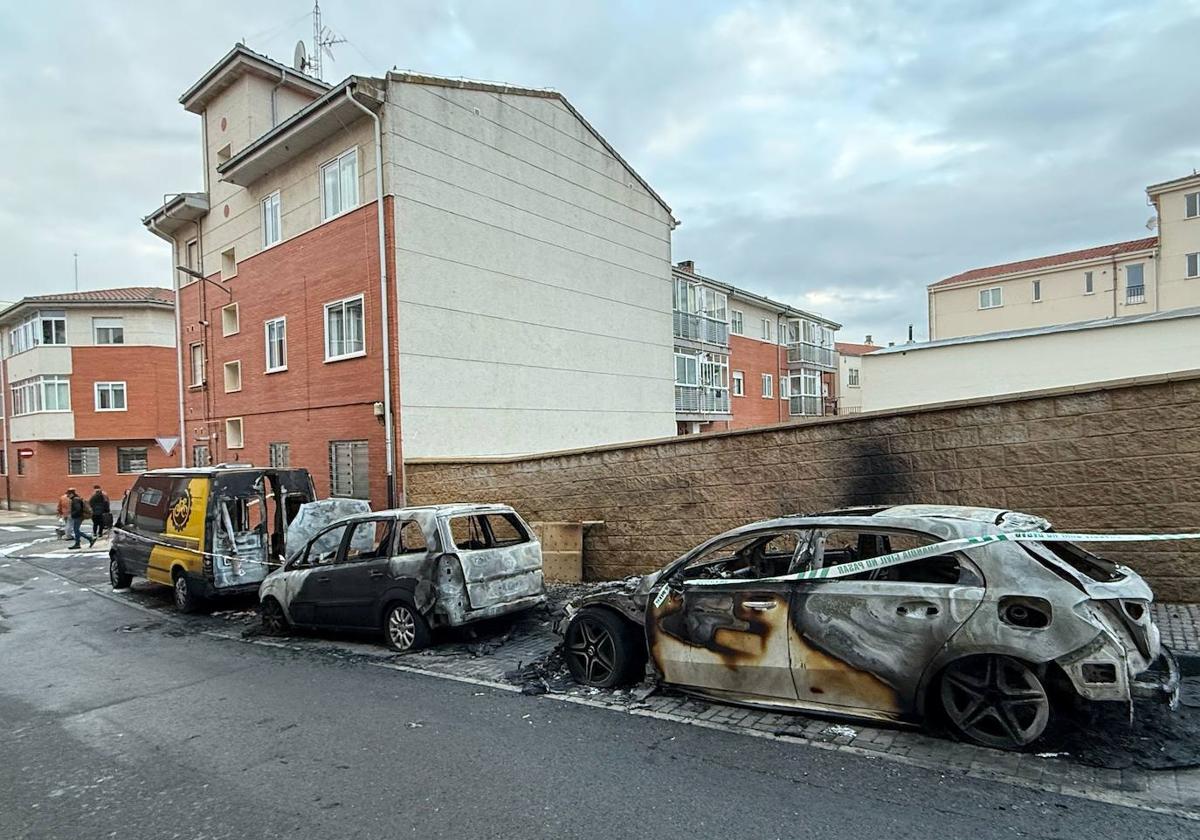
[727,334,789,430]
[178,200,402,509]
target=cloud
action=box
[2,0,1197,349]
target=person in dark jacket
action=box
[89,485,110,539]
[68,489,95,550]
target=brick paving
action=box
[1154,603,1200,653]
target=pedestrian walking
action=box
[56,488,72,540]
[67,488,94,550]
[89,485,110,539]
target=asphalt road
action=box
[0,525,1195,840]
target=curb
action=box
[1177,650,1200,677]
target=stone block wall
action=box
[405,372,1200,601]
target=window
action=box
[848,367,860,387]
[1032,279,1041,302]
[221,303,239,336]
[329,439,369,498]
[978,287,1003,309]
[297,523,350,568]
[447,513,529,551]
[1125,263,1145,303]
[761,373,773,398]
[262,191,281,247]
[731,370,744,397]
[190,343,205,386]
[1187,253,1199,279]
[220,248,237,280]
[344,519,396,562]
[1084,271,1094,294]
[1187,192,1200,219]
[94,381,127,411]
[815,529,977,585]
[268,441,290,468]
[117,447,148,474]
[7,310,66,355]
[676,529,806,581]
[93,317,124,345]
[324,295,365,360]
[192,444,210,468]
[730,310,744,335]
[321,148,359,220]
[225,417,244,449]
[68,446,100,476]
[185,239,199,271]
[397,520,428,554]
[10,375,70,415]
[760,318,772,341]
[673,352,698,386]
[265,317,287,372]
[780,376,789,400]
[223,360,242,393]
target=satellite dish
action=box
[293,40,307,71]
[1146,215,1159,231]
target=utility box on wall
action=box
[531,521,583,582]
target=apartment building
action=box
[832,339,880,415]
[0,288,180,512]
[144,45,677,509]
[672,261,839,433]
[927,173,1200,340]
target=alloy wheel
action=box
[174,577,189,610]
[261,600,287,635]
[388,605,417,651]
[940,655,1050,749]
[566,616,617,685]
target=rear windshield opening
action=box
[1026,540,1125,583]
[448,513,530,551]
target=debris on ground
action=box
[823,725,858,740]
[504,645,572,696]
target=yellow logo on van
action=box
[169,489,193,531]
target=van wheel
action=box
[109,555,132,589]
[173,573,202,614]
[383,600,430,653]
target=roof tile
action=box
[931,236,1158,289]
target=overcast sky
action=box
[3,0,1197,343]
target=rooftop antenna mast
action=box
[303,0,345,80]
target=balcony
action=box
[786,341,836,370]
[1126,285,1146,305]
[789,395,823,417]
[673,311,729,347]
[675,385,731,416]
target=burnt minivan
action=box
[109,466,316,612]
[258,503,545,651]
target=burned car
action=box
[558,505,1180,750]
[259,503,545,652]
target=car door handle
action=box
[368,571,386,579]
[897,602,939,618]
[317,575,331,583]
[743,600,777,611]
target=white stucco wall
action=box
[861,313,1200,412]
[386,80,676,457]
[1153,179,1200,313]
[837,353,864,413]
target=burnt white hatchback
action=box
[260,503,545,651]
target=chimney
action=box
[676,260,695,273]
[864,334,873,345]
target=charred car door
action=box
[788,526,986,720]
[645,529,807,704]
[284,522,352,627]
[316,518,397,628]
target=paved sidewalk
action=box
[1155,603,1200,654]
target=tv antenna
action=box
[299,0,344,80]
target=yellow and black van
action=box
[109,466,316,612]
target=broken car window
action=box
[344,519,395,563]
[448,515,490,551]
[484,514,528,547]
[815,529,969,585]
[297,523,349,568]
[397,520,427,554]
[680,530,805,582]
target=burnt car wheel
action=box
[173,573,202,614]
[564,609,645,688]
[109,555,132,589]
[939,655,1051,750]
[260,598,289,636]
[384,600,430,653]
